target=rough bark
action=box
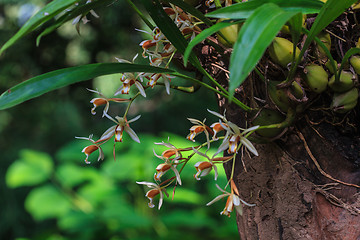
[222,116,360,240]
[198,11,360,238]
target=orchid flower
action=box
[75,134,104,164]
[192,147,233,181]
[154,140,182,161]
[208,109,259,156]
[87,88,129,117]
[72,0,99,25]
[147,72,174,95]
[207,180,255,217]
[153,148,182,185]
[98,113,141,143]
[216,122,259,156]
[186,118,213,149]
[136,181,169,210]
[114,55,146,97]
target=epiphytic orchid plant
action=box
[1,0,359,218]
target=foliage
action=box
[6,134,238,239]
[1,0,360,239]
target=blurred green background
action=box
[0,1,239,239]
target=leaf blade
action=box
[0,0,78,55]
[206,0,323,19]
[229,3,297,96]
[292,0,357,81]
[0,63,174,110]
[183,20,241,64]
[36,0,114,46]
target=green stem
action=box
[286,27,337,84]
[214,0,222,8]
[254,67,265,83]
[256,108,296,131]
[125,0,154,30]
[200,67,229,96]
[171,72,252,111]
[123,92,141,119]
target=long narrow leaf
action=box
[288,13,303,45]
[229,3,297,96]
[183,20,241,64]
[0,0,78,55]
[338,48,360,78]
[37,0,114,46]
[207,0,323,19]
[301,27,337,79]
[291,0,357,81]
[0,63,174,110]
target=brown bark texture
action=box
[222,114,360,240]
[197,9,360,239]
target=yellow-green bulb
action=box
[268,37,300,68]
[304,64,328,93]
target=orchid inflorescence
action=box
[75,1,257,217]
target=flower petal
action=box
[215,140,229,156]
[213,164,218,181]
[124,126,140,143]
[192,147,210,160]
[242,125,260,134]
[163,77,170,95]
[98,125,116,142]
[207,109,225,120]
[206,193,228,206]
[158,189,164,210]
[227,122,240,135]
[187,118,203,125]
[239,198,256,207]
[240,137,258,156]
[136,181,158,188]
[134,81,146,97]
[171,165,182,185]
[128,115,141,123]
[234,203,243,216]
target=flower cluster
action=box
[135,109,258,216]
[73,2,257,218]
[76,88,141,164]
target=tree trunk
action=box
[222,109,360,239]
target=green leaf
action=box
[338,48,360,77]
[301,27,337,78]
[298,0,356,62]
[183,20,241,64]
[229,3,297,96]
[25,184,72,220]
[161,210,214,228]
[206,0,323,19]
[0,0,78,55]
[140,0,201,68]
[6,150,53,188]
[0,63,174,110]
[292,0,357,80]
[171,188,203,204]
[288,13,303,45]
[57,211,96,232]
[37,0,114,45]
[55,164,100,188]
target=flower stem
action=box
[171,72,252,112]
[123,92,141,119]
